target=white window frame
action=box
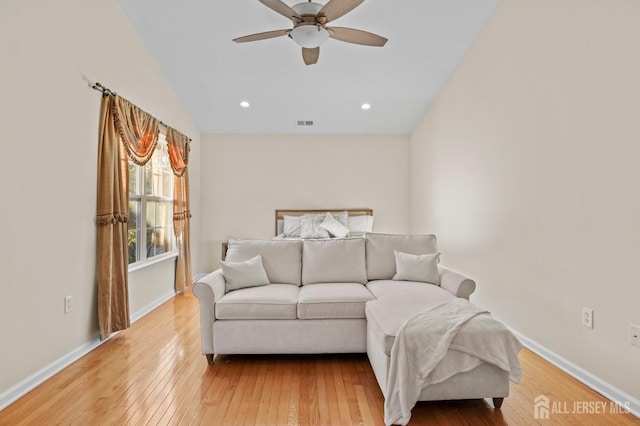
[128,133,177,271]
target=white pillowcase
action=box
[283,215,302,237]
[220,254,270,292]
[348,215,374,235]
[392,250,440,284]
[320,212,350,238]
[300,214,330,239]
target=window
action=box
[128,133,175,265]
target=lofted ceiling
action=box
[118,0,499,135]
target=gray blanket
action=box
[384,298,522,425]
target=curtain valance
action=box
[113,96,161,166]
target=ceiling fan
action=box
[233,0,388,65]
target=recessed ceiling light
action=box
[240,101,250,108]
[361,103,371,110]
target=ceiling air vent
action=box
[297,120,314,126]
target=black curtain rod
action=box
[91,82,116,97]
[90,81,192,143]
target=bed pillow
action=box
[320,212,350,238]
[300,214,330,239]
[283,215,302,237]
[392,251,440,285]
[332,211,349,228]
[348,215,374,235]
[220,255,270,292]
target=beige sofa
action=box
[193,233,511,413]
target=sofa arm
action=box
[192,269,226,358]
[438,265,476,300]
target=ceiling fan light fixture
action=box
[289,25,329,48]
[291,2,324,16]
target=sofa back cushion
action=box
[302,238,367,285]
[225,239,302,285]
[365,233,438,280]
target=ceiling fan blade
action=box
[318,0,364,23]
[233,29,291,43]
[259,0,301,21]
[302,47,320,65]
[328,26,387,47]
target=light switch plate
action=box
[582,307,593,329]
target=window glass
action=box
[129,163,139,195]
[128,134,175,265]
[144,163,153,195]
[128,200,140,264]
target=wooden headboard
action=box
[275,208,373,236]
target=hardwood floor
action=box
[1,291,638,425]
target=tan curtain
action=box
[96,94,160,339]
[166,127,192,292]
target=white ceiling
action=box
[118,0,499,135]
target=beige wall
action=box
[0,0,201,396]
[199,133,410,271]
[410,0,640,400]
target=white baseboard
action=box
[130,290,176,324]
[0,291,176,411]
[512,329,640,419]
[0,335,103,411]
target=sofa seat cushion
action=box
[216,284,299,320]
[365,281,455,356]
[297,283,375,319]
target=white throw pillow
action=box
[392,250,441,285]
[300,214,330,239]
[220,255,270,292]
[320,212,350,238]
[283,215,302,237]
[332,211,349,228]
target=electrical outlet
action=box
[64,296,72,314]
[631,324,640,348]
[582,307,593,329]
